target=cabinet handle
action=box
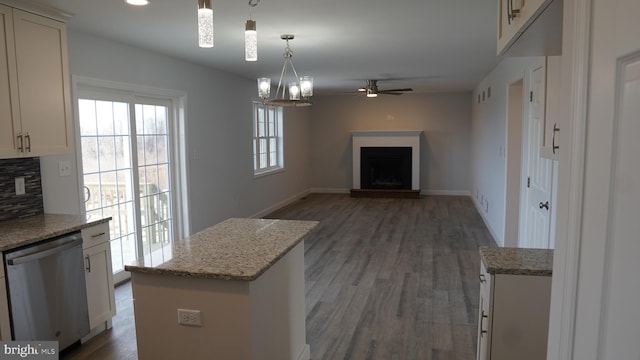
[91,232,106,238]
[508,0,521,21]
[479,274,486,283]
[85,255,92,272]
[25,133,31,152]
[552,123,560,154]
[539,201,550,210]
[17,134,24,152]
[480,310,489,335]
[507,0,512,25]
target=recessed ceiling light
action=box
[126,0,149,6]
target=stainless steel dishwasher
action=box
[3,231,90,350]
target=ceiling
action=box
[26,0,499,96]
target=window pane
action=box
[78,100,97,136]
[81,137,99,173]
[98,137,116,171]
[96,101,115,135]
[157,135,169,163]
[113,102,130,135]
[114,135,131,169]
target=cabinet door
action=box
[12,9,72,157]
[0,5,20,158]
[514,0,547,28]
[497,0,520,54]
[477,290,492,360]
[84,241,116,329]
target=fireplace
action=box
[360,147,412,189]
[351,130,422,198]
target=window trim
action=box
[252,102,284,176]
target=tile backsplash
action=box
[0,157,44,222]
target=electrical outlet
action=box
[58,160,71,177]
[15,177,25,195]
[177,309,202,326]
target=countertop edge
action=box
[480,246,553,277]
[0,215,112,252]
[124,231,308,281]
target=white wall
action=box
[41,31,311,234]
[308,92,472,194]
[470,56,544,246]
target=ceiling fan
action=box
[358,80,413,97]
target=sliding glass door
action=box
[77,90,176,282]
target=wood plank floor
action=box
[62,194,495,360]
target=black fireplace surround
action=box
[360,147,412,190]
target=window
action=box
[75,79,187,284]
[253,102,283,175]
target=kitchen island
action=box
[125,218,318,360]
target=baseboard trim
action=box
[250,189,312,219]
[422,190,471,196]
[308,187,351,194]
[471,196,501,247]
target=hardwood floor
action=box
[62,194,494,360]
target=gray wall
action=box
[40,31,311,234]
[471,56,545,246]
[308,92,472,194]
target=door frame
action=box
[545,0,591,358]
[71,75,190,282]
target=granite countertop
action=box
[125,218,319,281]
[0,214,111,251]
[480,246,553,276]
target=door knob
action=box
[539,201,550,210]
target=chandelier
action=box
[257,35,313,107]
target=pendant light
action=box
[245,0,259,61]
[257,35,313,107]
[198,0,213,48]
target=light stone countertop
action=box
[125,218,319,281]
[480,246,553,276]
[0,214,111,251]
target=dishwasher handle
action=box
[8,237,83,266]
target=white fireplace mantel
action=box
[352,130,422,190]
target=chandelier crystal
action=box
[198,0,213,48]
[258,35,313,107]
[245,0,259,61]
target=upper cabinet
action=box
[0,4,72,159]
[497,0,563,56]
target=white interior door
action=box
[570,0,640,358]
[519,61,554,249]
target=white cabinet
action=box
[0,4,72,159]
[477,260,552,360]
[81,222,116,332]
[497,0,563,56]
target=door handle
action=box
[539,201,550,210]
[552,123,560,154]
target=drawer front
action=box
[479,260,492,299]
[81,222,110,249]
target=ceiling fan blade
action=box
[380,92,403,95]
[380,88,413,93]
